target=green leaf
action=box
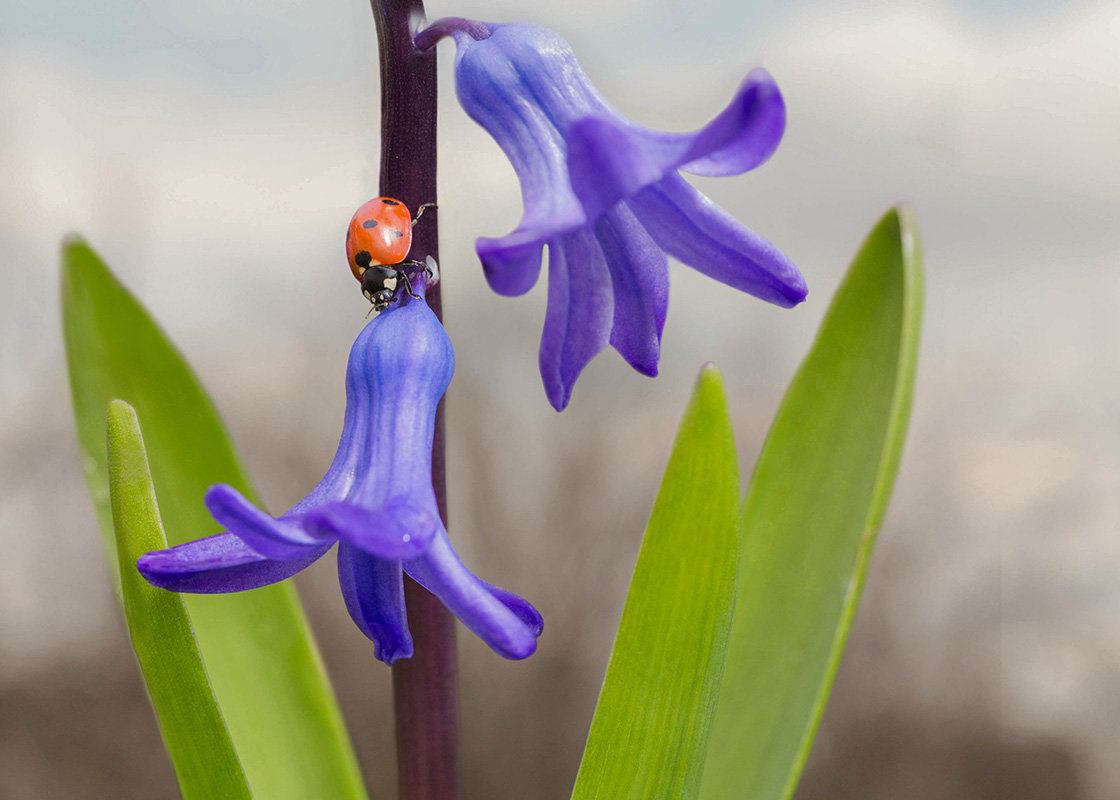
[107,400,253,800]
[699,206,924,800]
[62,239,368,800]
[571,364,741,800]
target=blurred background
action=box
[2,0,1118,797]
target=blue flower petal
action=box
[438,19,806,403]
[594,206,668,377]
[137,532,329,593]
[565,70,786,221]
[539,229,614,411]
[137,196,542,662]
[405,530,541,660]
[453,23,590,294]
[337,542,412,664]
[565,115,664,223]
[629,174,807,307]
[304,497,438,561]
[657,69,786,179]
[480,579,544,635]
[204,483,332,560]
[346,296,455,420]
[475,235,546,297]
[330,295,453,510]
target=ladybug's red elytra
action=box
[345,197,436,310]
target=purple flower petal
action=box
[674,69,786,178]
[564,71,785,222]
[205,484,331,560]
[480,580,544,635]
[405,530,541,660]
[629,174,807,308]
[137,532,329,593]
[565,115,665,222]
[318,296,452,511]
[453,23,591,293]
[594,206,668,377]
[304,498,437,561]
[539,229,614,411]
[475,235,545,297]
[337,542,412,664]
[438,20,805,404]
[134,292,542,662]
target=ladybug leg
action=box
[394,259,437,295]
[398,269,422,300]
[411,203,437,227]
[422,255,439,286]
[395,259,437,278]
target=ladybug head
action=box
[362,265,400,310]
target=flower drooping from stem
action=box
[138,292,542,664]
[418,19,807,410]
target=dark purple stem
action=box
[369,2,460,799]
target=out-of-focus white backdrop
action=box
[2,0,1118,798]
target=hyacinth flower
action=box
[415,20,807,410]
[137,291,542,664]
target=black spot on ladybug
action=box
[355,251,372,269]
[394,230,405,238]
[362,219,379,228]
[381,198,400,206]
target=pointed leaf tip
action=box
[63,242,367,799]
[572,363,740,800]
[107,400,252,800]
[700,206,923,800]
[697,361,724,386]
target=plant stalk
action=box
[369,1,460,798]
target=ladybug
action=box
[346,197,436,311]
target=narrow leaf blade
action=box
[62,239,367,800]
[108,400,252,800]
[572,364,741,800]
[700,206,924,800]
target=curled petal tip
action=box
[204,483,328,560]
[492,607,543,659]
[769,265,809,308]
[135,552,172,587]
[680,68,787,178]
[497,636,539,661]
[786,277,809,307]
[447,23,803,407]
[741,67,782,103]
[405,533,544,660]
[484,581,545,637]
[476,236,545,297]
[543,378,573,412]
[136,533,326,594]
[337,544,413,660]
[376,641,415,665]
